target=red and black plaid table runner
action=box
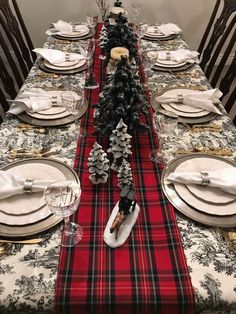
[55,23,195,314]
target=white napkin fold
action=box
[7,88,62,115]
[0,170,54,200]
[166,168,236,195]
[155,88,222,114]
[157,49,199,63]
[147,23,182,35]
[52,20,89,33]
[33,48,84,65]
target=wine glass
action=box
[142,50,157,78]
[136,23,148,42]
[149,113,178,165]
[81,39,99,89]
[44,179,83,247]
[86,12,98,31]
[61,90,86,138]
[131,1,142,24]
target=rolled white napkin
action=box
[7,88,62,115]
[157,49,199,63]
[155,88,222,114]
[166,167,236,195]
[33,48,84,65]
[52,20,89,34]
[0,170,54,200]
[147,23,182,35]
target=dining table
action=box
[0,18,236,314]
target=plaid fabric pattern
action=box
[55,23,195,314]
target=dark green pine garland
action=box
[94,57,149,137]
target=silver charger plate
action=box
[37,58,87,75]
[161,153,236,227]
[54,28,95,41]
[151,87,218,124]
[152,62,193,72]
[17,97,88,127]
[143,33,178,41]
[0,158,79,238]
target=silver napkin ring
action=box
[166,51,171,60]
[72,24,76,32]
[200,172,210,186]
[51,96,57,105]
[65,53,70,62]
[177,94,184,103]
[24,179,34,193]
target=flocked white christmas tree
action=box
[117,159,133,188]
[99,25,108,49]
[108,119,132,171]
[88,142,109,184]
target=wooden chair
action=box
[198,0,236,123]
[0,0,36,118]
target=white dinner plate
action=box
[0,162,67,225]
[161,103,209,117]
[46,26,90,38]
[161,154,236,227]
[155,59,187,67]
[174,157,236,205]
[44,57,86,71]
[27,90,80,120]
[157,88,210,117]
[169,102,204,113]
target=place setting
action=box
[146,49,199,72]
[46,19,95,41]
[161,153,236,227]
[7,87,88,127]
[0,158,80,238]
[151,87,223,124]
[34,48,87,75]
[143,23,182,41]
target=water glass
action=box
[149,113,178,164]
[61,90,86,137]
[44,179,83,247]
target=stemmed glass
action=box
[86,12,98,32]
[149,113,178,165]
[142,50,157,78]
[61,90,86,138]
[135,23,148,52]
[79,39,99,89]
[44,179,83,247]
[131,1,142,25]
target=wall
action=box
[17,0,215,50]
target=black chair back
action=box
[0,0,35,106]
[198,0,236,120]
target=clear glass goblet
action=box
[131,1,142,24]
[149,113,178,164]
[61,90,86,138]
[79,39,99,89]
[44,179,83,247]
[86,12,98,31]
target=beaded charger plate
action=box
[0,158,79,238]
[161,154,236,227]
[151,87,219,124]
[18,95,88,127]
[37,58,87,75]
[54,28,95,41]
[143,33,178,41]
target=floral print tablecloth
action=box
[0,30,236,314]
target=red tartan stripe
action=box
[55,23,194,314]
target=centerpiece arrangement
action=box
[87,5,149,246]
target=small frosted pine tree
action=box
[117,159,133,188]
[88,142,109,184]
[108,119,132,171]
